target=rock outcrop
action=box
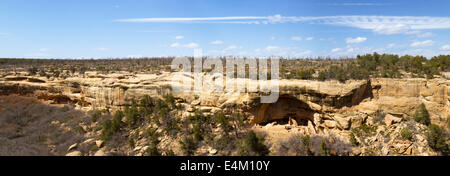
[0,72,448,127]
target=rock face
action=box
[0,72,448,127]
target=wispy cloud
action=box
[170,42,199,48]
[346,37,367,44]
[410,40,435,47]
[175,35,184,39]
[291,36,302,41]
[117,15,450,35]
[440,45,450,50]
[95,47,109,51]
[210,40,224,45]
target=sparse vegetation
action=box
[426,124,449,155]
[413,103,431,126]
[400,127,413,141]
[238,130,269,156]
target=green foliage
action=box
[214,113,232,133]
[100,120,114,141]
[143,127,161,156]
[179,136,197,156]
[352,124,376,137]
[317,70,327,81]
[90,110,102,123]
[125,100,140,127]
[27,67,38,75]
[39,70,47,77]
[100,110,123,141]
[320,140,330,156]
[413,103,431,126]
[128,136,135,148]
[349,132,359,146]
[426,124,449,155]
[189,109,210,141]
[238,130,269,156]
[301,135,310,147]
[400,127,413,141]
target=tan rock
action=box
[67,143,78,152]
[324,120,337,128]
[66,151,82,156]
[385,114,402,126]
[333,114,350,130]
[96,140,104,148]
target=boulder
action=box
[333,114,351,130]
[384,114,402,127]
[324,120,337,128]
[66,151,82,156]
[67,143,78,152]
[96,140,104,148]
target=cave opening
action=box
[251,95,316,126]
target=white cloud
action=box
[117,15,450,35]
[175,35,184,39]
[440,45,450,50]
[39,48,49,52]
[410,40,435,47]
[170,42,199,48]
[305,37,314,41]
[418,32,433,38]
[226,45,238,50]
[387,43,396,48]
[170,42,180,47]
[346,37,367,44]
[373,24,410,35]
[291,36,302,41]
[270,36,276,40]
[210,40,224,45]
[184,43,199,48]
[331,48,342,53]
[96,47,108,51]
[265,46,279,51]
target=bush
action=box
[349,132,359,146]
[100,120,114,141]
[100,111,123,141]
[400,127,413,141]
[214,113,232,133]
[179,136,197,156]
[90,110,102,123]
[320,140,330,156]
[125,100,140,127]
[426,124,449,155]
[413,103,430,126]
[238,130,269,156]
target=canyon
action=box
[0,70,449,156]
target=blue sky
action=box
[1,0,450,58]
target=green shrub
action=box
[413,103,430,126]
[238,130,269,156]
[301,135,310,147]
[179,136,197,156]
[349,132,359,146]
[128,136,135,148]
[214,113,232,133]
[100,120,114,141]
[320,140,330,156]
[125,100,140,127]
[400,127,413,141]
[90,110,102,123]
[426,124,449,155]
